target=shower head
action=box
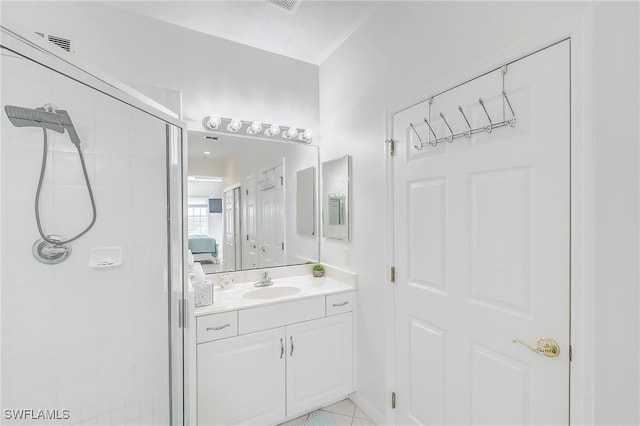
[4,105,81,146]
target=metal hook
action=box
[439,113,454,143]
[478,98,493,133]
[423,118,438,146]
[503,91,517,127]
[409,122,423,150]
[458,106,472,138]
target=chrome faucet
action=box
[254,271,273,287]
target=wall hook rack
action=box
[413,91,517,150]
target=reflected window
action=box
[188,199,209,235]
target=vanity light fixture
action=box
[201,115,311,143]
[203,151,211,155]
[265,124,281,137]
[227,118,243,132]
[282,126,298,139]
[202,115,221,130]
[247,121,263,135]
[300,129,313,142]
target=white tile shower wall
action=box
[1,52,172,425]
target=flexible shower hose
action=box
[35,128,97,245]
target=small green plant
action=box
[312,263,324,272]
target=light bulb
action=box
[284,127,298,139]
[300,129,313,142]
[247,121,263,135]
[203,115,221,130]
[264,124,280,137]
[227,118,242,132]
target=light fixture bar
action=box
[202,115,312,143]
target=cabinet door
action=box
[286,313,353,416]
[197,328,286,426]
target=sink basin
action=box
[243,286,302,300]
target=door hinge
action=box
[280,176,284,185]
[386,139,395,156]
[390,266,396,283]
[247,234,249,241]
[569,344,573,362]
[246,189,249,196]
[391,392,396,409]
[281,242,285,250]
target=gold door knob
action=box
[512,337,560,357]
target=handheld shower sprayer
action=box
[4,103,97,264]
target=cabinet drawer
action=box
[326,292,353,316]
[197,311,238,343]
[239,297,325,335]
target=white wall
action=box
[318,2,639,424]
[2,1,319,132]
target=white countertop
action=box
[194,275,355,317]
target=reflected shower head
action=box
[4,104,81,146]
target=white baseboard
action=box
[349,392,386,426]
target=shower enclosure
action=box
[1,24,187,425]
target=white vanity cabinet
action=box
[196,292,354,426]
[286,314,353,416]
[197,328,286,426]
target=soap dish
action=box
[89,247,123,268]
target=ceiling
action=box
[110,1,381,65]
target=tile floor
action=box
[278,399,375,426]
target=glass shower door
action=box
[1,47,182,425]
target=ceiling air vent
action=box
[265,0,300,13]
[35,32,75,53]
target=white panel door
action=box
[233,186,242,267]
[223,188,236,271]
[286,313,354,417]
[197,328,286,426]
[243,175,259,269]
[258,164,285,267]
[393,41,570,425]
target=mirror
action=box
[322,155,351,241]
[296,166,315,236]
[188,130,319,273]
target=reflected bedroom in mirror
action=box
[187,128,320,274]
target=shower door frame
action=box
[0,21,190,425]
